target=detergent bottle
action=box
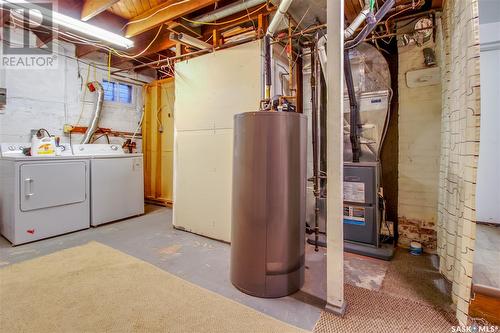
[31,133,56,156]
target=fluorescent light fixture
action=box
[1,0,134,49]
[170,32,212,50]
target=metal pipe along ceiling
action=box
[266,0,294,36]
[345,0,371,39]
[189,0,267,27]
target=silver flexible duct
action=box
[80,81,104,144]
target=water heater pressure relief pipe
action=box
[264,0,295,100]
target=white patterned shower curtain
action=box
[437,0,481,325]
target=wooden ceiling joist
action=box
[132,30,177,58]
[81,0,121,21]
[75,44,101,58]
[124,0,219,38]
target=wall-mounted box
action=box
[406,67,440,88]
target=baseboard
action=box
[476,220,500,226]
[470,284,500,325]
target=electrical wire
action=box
[384,0,424,34]
[5,14,169,76]
[121,0,191,29]
[92,133,110,143]
[243,0,257,31]
[75,63,92,126]
[279,6,311,58]
[0,37,147,85]
[156,105,165,132]
[111,25,164,59]
[181,3,268,26]
[131,105,145,142]
[6,9,164,61]
[108,49,112,82]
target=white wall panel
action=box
[173,129,233,241]
[173,41,262,242]
[477,21,500,224]
[174,41,262,132]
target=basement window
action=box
[102,80,133,104]
[118,83,132,104]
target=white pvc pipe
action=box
[317,35,327,77]
[266,0,294,36]
[317,1,372,77]
[344,0,370,40]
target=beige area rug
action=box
[380,250,454,312]
[314,283,457,333]
[0,242,305,333]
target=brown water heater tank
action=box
[230,111,307,298]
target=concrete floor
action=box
[0,205,323,330]
[0,205,434,330]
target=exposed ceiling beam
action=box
[81,0,121,21]
[86,10,128,34]
[131,30,177,58]
[57,0,127,34]
[125,0,219,38]
[75,28,176,61]
[75,44,101,58]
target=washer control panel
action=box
[72,144,125,156]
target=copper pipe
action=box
[112,36,257,74]
[271,24,326,44]
[364,24,436,41]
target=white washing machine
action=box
[0,143,90,245]
[72,144,144,226]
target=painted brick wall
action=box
[397,40,442,252]
[0,31,150,148]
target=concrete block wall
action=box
[397,40,442,252]
[0,30,150,148]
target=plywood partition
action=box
[173,40,262,242]
[143,78,175,206]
